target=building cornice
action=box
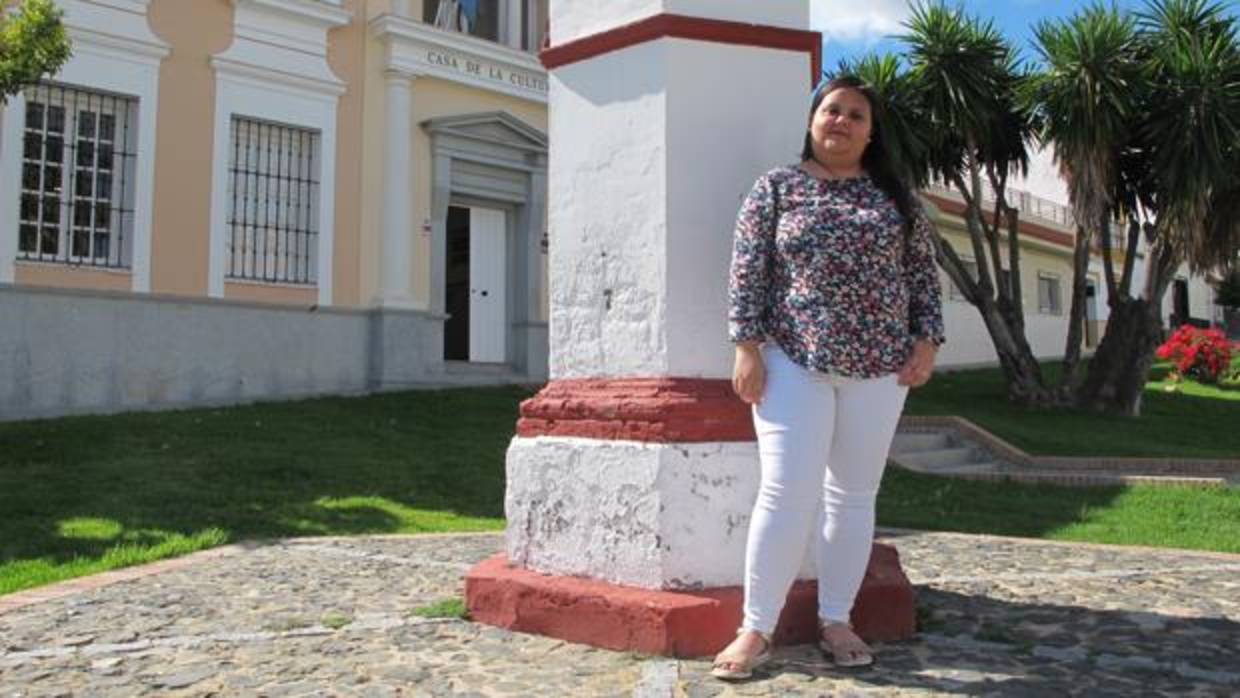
[540,13,820,86]
[371,13,547,104]
[66,27,170,63]
[214,0,349,96]
[61,0,170,61]
[233,0,352,29]
[211,56,346,98]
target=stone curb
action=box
[875,526,1240,561]
[0,533,507,616]
[900,415,1239,479]
[0,545,249,616]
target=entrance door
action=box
[468,207,507,363]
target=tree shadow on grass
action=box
[0,386,530,590]
[877,468,1130,540]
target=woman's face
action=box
[809,87,873,167]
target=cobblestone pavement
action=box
[2,530,1238,697]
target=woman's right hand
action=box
[732,343,766,404]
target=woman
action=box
[711,76,945,680]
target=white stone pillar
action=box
[380,70,417,307]
[391,0,412,18]
[508,1,817,589]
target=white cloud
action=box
[810,0,912,43]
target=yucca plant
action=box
[1026,3,1143,392]
[1059,0,1240,414]
[831,0,1239,415]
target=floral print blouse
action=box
[728,166,946,379]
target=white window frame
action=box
[1038,271,1063,315]
[16,83,138,268]
[207,0,349,305]
[207,69,340,304]
[0,4,167,290]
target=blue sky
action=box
[811,0,1236,70]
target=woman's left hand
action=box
[897,340,938,388]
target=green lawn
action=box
[1,368,1237,596]
[879,468,1239,553]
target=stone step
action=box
[933,461,1003,475]
[893,427,1236,489]
[946,470,1230,489]
[407,373,531,388]
[443,361,520,376]
[890,432,951,454]
[895,447,978,471]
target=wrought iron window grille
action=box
[225,117,321,285]
[17,83,137,269]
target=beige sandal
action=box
[819,621,874,668]
[711,629,772,681]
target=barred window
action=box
[18,83,137,268]
[1038,272,1062,314]
[226,117,320,285]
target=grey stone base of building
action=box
[0,285,548,421]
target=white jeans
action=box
[742,345,908,632]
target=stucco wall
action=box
[147,0,233,299]
[931,215,1082,367]
[328,0,368,308]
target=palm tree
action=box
[1042,0,1240,415]
[851,2,1054,405]
[1026,4,1142,394]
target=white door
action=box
[468,207,507,363]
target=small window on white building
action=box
[18,83,136,268]
[1038,272,1062,314]
[225,117,320,285]
[949,258,978,301]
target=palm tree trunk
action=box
[1075,242,1177,416]
[1058,224,1093,391]
[1074,297,1163,415]
[976,295,1054,405]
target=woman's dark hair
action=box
[802,76,915,229]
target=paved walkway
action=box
[2,531,1238,697]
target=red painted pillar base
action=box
[465,543,915,658]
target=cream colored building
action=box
[1,0,552,419]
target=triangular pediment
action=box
[423,111,547,154]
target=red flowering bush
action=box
[1155,325,1235,384]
